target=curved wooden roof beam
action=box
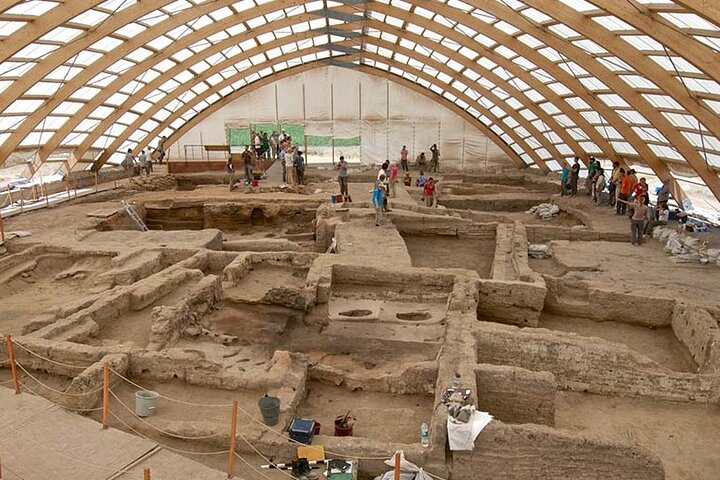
[55,12,550,172]
[673,1,720,26]
[0,0,106,64]
[423,0,709,198]
[0,0,171,115]
[75,19,566,172]
[8,0,636,174]
[584,0,720,83]
[1,0,677,176]
[46,10,327,172]
[0,1,23,14]
[103,46,545,170]
[53,7,572,174]
[370,2,676,182]
[0,0,240,164]
[515,0,720,199]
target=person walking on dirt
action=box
[123,149,136,177]
[400,145,409,172]
[389,162,399,198]
[430,144,440,173]
[241,146,253,185]
[424,178,437,208]
[294,149,305,185]
[372,175,386,226]
[138,149,148,176]
[156,136,167,162]
[337,155,349,199]
[570,157,581,197]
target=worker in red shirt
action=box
[424,178,437,208]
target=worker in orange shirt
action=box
[616,168,633,215]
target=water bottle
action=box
[452,371,461,390]
[420,422,430,448]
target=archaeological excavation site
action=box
[1,163,719,480]
[2,2,720,478]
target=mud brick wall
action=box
[451,422,664,480]
[476,322,720,404]
[544,276,676,327]
[477,279,546,327]
[390,210,497,238]
[672,303,720,373]
[475,364,556,426]
[525,224,628,244]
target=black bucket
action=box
[258,395,281,426]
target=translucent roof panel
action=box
[0,0,717,199]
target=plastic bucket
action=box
[258,395,281,426]
[334,416,354,437]
[135,390,159,417]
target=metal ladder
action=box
[121,200,149,232]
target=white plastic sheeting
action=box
[176,67,503,166]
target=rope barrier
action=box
[107,410,229,457]
[109,389,223,440]
[15,362,103,397]
[9,339,448,477]
[237,432,296,480]
[109,365,394,461]
[10,341,90,370]
[108,367,233,408]
[17,381,104,413]
[233,451,275,480]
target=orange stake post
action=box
[102,362,109,429]
[227,400,238,479]
[394,451,401,480]
[4,336,20,395]
[144,467,151,480]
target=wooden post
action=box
[6,189,12,206]
[144,467,151,480]
[394,451,401,480]
[227,400,238,479]
[73,179,78,199]
[4,335,20,395]
[94,172,99,193]
[0,209,5,244]
[102,362,109,429]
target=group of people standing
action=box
[562,156,675,246]
[120,135,168,177]
[227,130,305,186]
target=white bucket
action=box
[135,390,159,417]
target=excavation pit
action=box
[296,381,434,444]
[538,312,697,373]
[402,234,496,278]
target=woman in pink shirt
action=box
[389,162,400,197]
[400,146,409,171]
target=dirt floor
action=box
[88,277,203,347]
[402,234,495,278]
[550,240,720,311]
[556,391,720,480]
[0,254,111,334]
[2,166,719,480]
[538,313,697,372]
[296,381,433,444]
[224,266,308,302]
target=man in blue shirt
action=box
[294,150,305,185]
[561,165,570,196]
